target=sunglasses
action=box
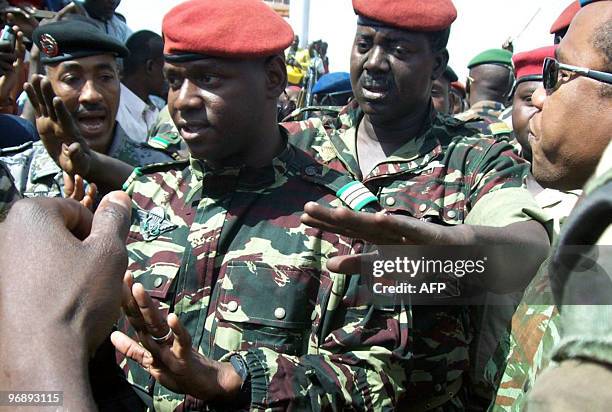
[543,57,612,91]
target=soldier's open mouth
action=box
[78,116,106,135]
[362,86,389,100]
[180,124,209,140]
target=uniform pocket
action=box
[215,260,331,355]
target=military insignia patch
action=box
[136,206,178,241]
[39,33,59,57]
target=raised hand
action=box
[24,74,93,176]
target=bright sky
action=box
[117,0,572,83]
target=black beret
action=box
[33,19,129,65]
[443,66,458,82]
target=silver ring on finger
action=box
[151,328,173,344]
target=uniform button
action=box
[227,301,238,312]
[153,277,163,288]
[274,307,286,319]
[305,166,317,176]
[447,210,457,219]
[434,384,442,392]
[385,196,396,206]
[311,310,317,321]
[419,204,427,212]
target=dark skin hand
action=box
[63,172,97,210]
[0,26,24,103]
[111,274,243,403]
[301,203,550,293]
[0,191,131,410]
[24,74,134,193]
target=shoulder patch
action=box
[121,159,188,191]
[296,159,380,212]
[148,132,181,149]
[336,180,378,211]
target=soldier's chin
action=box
[78,123,112,152]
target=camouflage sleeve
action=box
[0,161,21,220]
[226,276,410,410]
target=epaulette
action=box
[147,131,182,151]
[454,110,481,122]
[488,121,513,136]
[290,148,380,212]
[0,140,34,156]
[121,159,188,191]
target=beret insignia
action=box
[39,33,59,57]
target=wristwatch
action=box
[229,354,251,404]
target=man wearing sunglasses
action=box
[491,1,612,410]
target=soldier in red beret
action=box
[110,1,411,411]
[550,1,581,44]
[287,0,552,409]
[511,46,558,163]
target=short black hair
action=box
[593,19,612,97]
[123,30,163,77]
[593,19,611,72]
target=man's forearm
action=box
[87,151,134,193]
[453,220,551,293]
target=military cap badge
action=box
[137,206,178,241]
[39,33,59,57]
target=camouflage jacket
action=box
[0,160,20,219]
[495,144,612,412]
[283,100,545,408]
[0,123,172,198]
[122,141,411,411]
[455,101,514,139]
[485,184,579,411]
[486,259,560,412]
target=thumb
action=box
[326,251,379,275]
[85,191,132,256]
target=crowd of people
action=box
[0,0,610,411]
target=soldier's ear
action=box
[431,49,449,81]
[264,54,288,99]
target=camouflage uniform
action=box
[490,143,612,412]
[455,101,513,137]
[0,124,172,198]
[485,181,579,412]
[283,100,547,409]
[147,106,188,161]
[525,142,612,410]
[0,160,20,220]
[121,140,411,411]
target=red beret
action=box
[163,0,294,60]
[450,81,466,97]
[513,46,557,82]
[353,0,457,32]
[550,1,580,34]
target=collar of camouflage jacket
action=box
[325,101,465,181]
[188,135,294,190]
